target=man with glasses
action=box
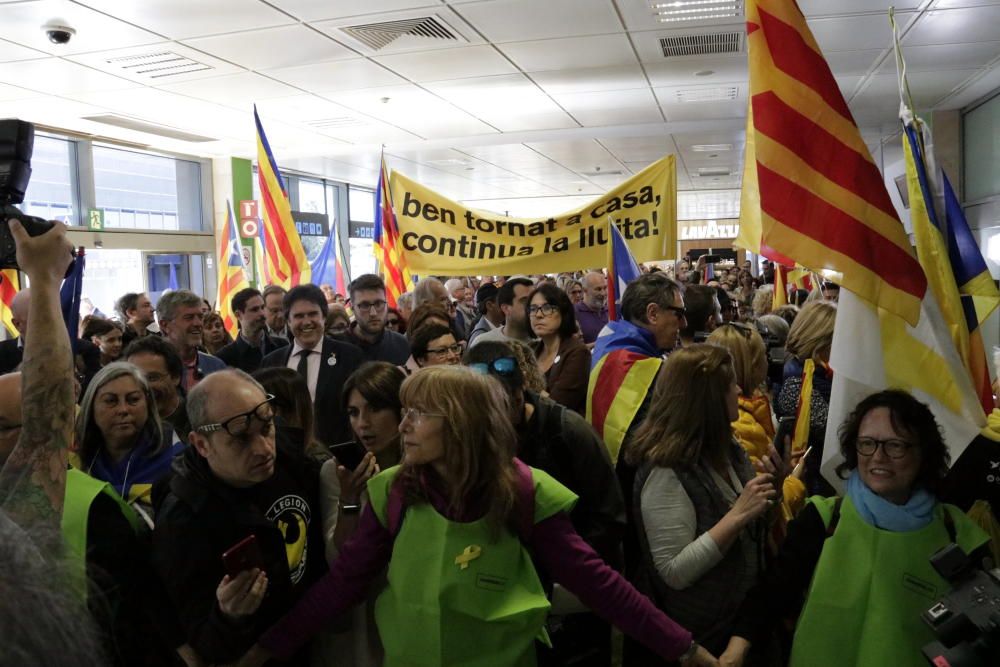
[466,341,624,667]
[260,284,364,447]
[344,274,410,365]
[216,287,289,374]
[152,369,325,665]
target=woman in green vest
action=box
[240,365,716,667]
[720,389,991,667]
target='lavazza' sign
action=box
[679,219,739,241]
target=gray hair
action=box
[187,368,266,431]
[74,362,164,477]
[620,272,684,325]
[397,292,414,312]
[155,289,202,324]
[413,277,445,308]
[757,314,790,346]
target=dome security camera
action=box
[42,23,76,45]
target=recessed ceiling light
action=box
[695,70,714,77]
[691,143,734,152]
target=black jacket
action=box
[0,337,21,374]
[216,333,288,374]
[151,445,325,664]
[260,336,365,448]
[519,392,625,568]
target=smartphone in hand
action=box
[222,534,265,578]
[329,440,366,470]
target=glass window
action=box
[80,249,144,319]
[298,179,326,214]
[93,145,205,231]
[21,135,77,224]
[677,189,741,220]
[349,237,376,280]
[964,94,1000,202]
[349,187,376,223]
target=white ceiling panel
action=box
[182,25,357,71]
[321,121,422,144]
[825,49,884,76]
[263,59,407,93]
[616,0,743,33]
[373,45,517,82]
[461,143,559,168]
[857,69,982,110]
[881,41,1000,74]
[252,94,365,124]
[267,0,441,22]
[456,0,623,43]
[0,39,46,63]
[0,59,134,94]
[660,99,746,122]
[601,135,676,162]
[524,139,615,162]
[67,43,244,85]
[530,65,649,95]
[904,6,1000,45]
[158,72,301,106]
[499,34,637,72]
[551,88,663,126]
[0,0,162,56]
[0,82,44,102]
[425,74,577,131]
[630,23,746,63]
[644,55,747,88]
[76,0,293,40]
[808,13,916,52]
[797,0,922,16]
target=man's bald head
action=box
[186,369,266,429]
[10,290,29,336]
[582,271,607,309]
[0,373,23,465]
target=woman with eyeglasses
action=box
[386,306,406,335]
[621,344,785,666]
[527,283,590,414]
[240,366,714,667]
[721,390,990,667]
[411,322,463,368]
[325,305,352,342]
[74,361,184,525]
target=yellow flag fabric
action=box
[389,156,677,275]
[0,268,19,336]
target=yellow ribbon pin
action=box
[455,545,482,570]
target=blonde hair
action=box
[751,284,774,318]
[398,366,520,538]
[625,344,735,470]
[707,324,766,397]
[506,339,547,394]
[785,301,836,363]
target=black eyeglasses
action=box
[528,303,559,318]
[661,305,687,320]
[469,356,518,377]
[386,319,400,327]
[427,342,463,357]
[195,394,275,437]
[856,437,914,459]
[355,300,387,313]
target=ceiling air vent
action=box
[306,117,368,130]
[676,85,739,103]
[659,31,742,57]
[697,167,732,177]
[581,169,624,177]
[105,51,213,80]
[81,114,216,143]
[340,16,459,51]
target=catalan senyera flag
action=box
[254,106,310,289]
[607,216,642,321]
[0,269,18,336]
[903,117,999,415]
[311,218,349,296]
[772,263,788,310]
[216,201,250,338]
[743,0,926,325]
[374,155,414,307]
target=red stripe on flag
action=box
[747,21,760,34]
[757,164,927,298]
[590,350,646,436]
[753,91,899,220]
[259,189,290,283]
[758,7,853,122]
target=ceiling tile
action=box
[425,74,578,131]
[67,43,244,86]
[0,59,134,94]
[158,72,301,106]
[253,94,363,124]
[182,25,357,70]
[0,0,162,56]
[616,1,743,32]
[797,0,922,16]
[456,0,623,43]
[0,39,47,63]
[499,34,637,72]
[660,99,746,122]
[267,0,440,22]
[881,41,1000,74]
[312,8,485,56]
[855,69,981,111]
[552,88,663,127]
[644,55,746,87]
[808,12,917,52]
[530,65,648,95]
[904,6,1000,46]
[0,81,44,102]
[600,135,675,162]
[373,45,517,82]
[76,0,293,39]
[825,49,884,76]
[263,59,407,93]
[524,139,614,162]
[461,143,559,169]
[631,23,746,63]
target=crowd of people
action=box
[0,220,993,667]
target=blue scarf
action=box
[89,431,182,502]
[591,319,662,371]
[846,470,936,532]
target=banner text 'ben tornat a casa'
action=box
[388,155,677,275]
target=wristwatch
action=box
[340,502,361,514]
[678,639,700,663]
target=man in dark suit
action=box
[0,288,29,374]
[260,284,364,448]
[216,287,287,373]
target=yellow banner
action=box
[389,155,677,275]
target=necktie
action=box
[296,349,310,380]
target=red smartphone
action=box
[222,534,265,578]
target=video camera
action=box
[922,542,1000,666]
[0,119,58,270]
[754,319,786,390]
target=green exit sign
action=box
[88,208,104,231]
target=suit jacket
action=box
[216,333,288,374]
[260,336,365,448]
[0,337,22,375]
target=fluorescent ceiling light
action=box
[690,143,734,151]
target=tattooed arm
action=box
[0,219,75,526]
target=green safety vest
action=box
[790,495,989,667]
[60,468,140,599]
[367,465,577,667]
